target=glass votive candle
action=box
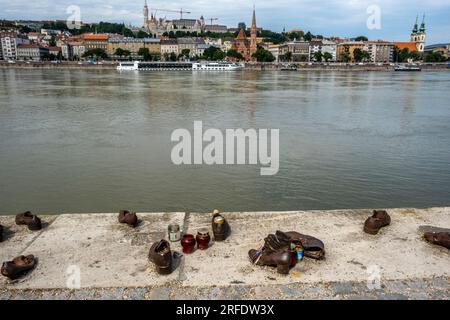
[168,224,181,242]
[196,228,211,250]
[181,234,196,254]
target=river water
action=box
[0,69,449,214]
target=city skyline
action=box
[1,0,450,44]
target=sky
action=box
[1,0,449,44]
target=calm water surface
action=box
[0,69,449,214]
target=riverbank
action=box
[1,61,449,71]
[1,208,449,300]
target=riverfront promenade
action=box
[1,208,449,300]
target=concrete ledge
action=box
[1,208,450,299]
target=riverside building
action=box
[107,37,161,58]
[0,30,30,60]
[16,44,49,61]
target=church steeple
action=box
[251,5,257,30]
[249,5,258,59]
[419,14,426,33]
[143,0,149,27]
[412,15,418,34]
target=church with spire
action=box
[394,14,427,54]
[232,6,259,61]
[410,14,426,52]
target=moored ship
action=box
[117,61,243,71]
[394,64,422,72]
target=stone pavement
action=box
[1,208,449,300]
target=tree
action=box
[19,25,32,33]
[238,22,247,31]
[280,51,293,62]
[313,51,323,62]
[83,48,107,60]
[425,51,446,62]
[304,31,313,41]
[259,30,288,44]
[355,36,368,42]
[340,52,351,63]
[353,48,370,62]
[226,49,244,61]
[395,48,410,62]
[137,30,150,38]
[179,49,191,60]
[287,31,304,41]
[323,52,333,62]
[203,46,225,61]
[115,48,131,57]
[138,47,151,61]
[252,46,275,62]
[49,35,56,47]
[150,52,161,61]
[169,52,177,61]
[408,50,422,62]
[42,53,56,61]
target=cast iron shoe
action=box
[285,231,326,260]
[212,209,231,241]
[118,210,138,228]
[15,211,42,231]
[148,240,173,275]
[1,255,37,280]
[364,210,391,235]
[248,231,293,274]
[424,232,450,250]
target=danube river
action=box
[0,69,449,214]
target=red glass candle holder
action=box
[181,234,196,254]
[196,229,211,250]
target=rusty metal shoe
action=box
[15,211,42,231]
[284,232,326,260]
[424,232,450,250]
[212,209,230,241]
[118,210,138,228]
[148,240,173,275]
[248,231,293,274]
[1,255,37,280]
[364,210,391,235]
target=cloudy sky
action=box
[1,0,450,44]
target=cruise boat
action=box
[394,64,422,72]
[192,61,243,71]
[117,61,243,71]
[280,64,298,71]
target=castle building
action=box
[232,7,258,61]
[142,0,207,36]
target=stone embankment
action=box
[1,208,449,300]
[247,62,450,71]
[1,61,449,71]
[0,61,116,70]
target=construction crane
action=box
[153,8,191,20]
[208,18,218,25]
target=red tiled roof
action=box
[82,34,109,41]
[394,42,417,52]
[236,29,246,40]
[17,44,40,48]
[67,41,83,46]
